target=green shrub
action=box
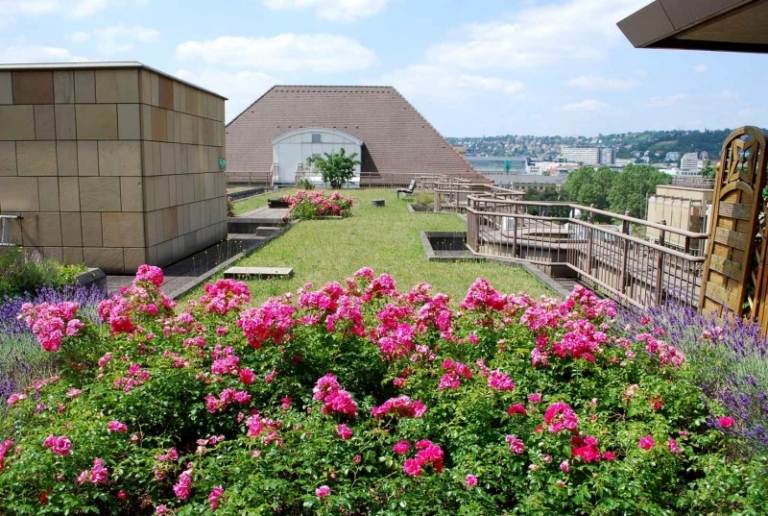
[0,248,86,298]
[1,267,764,514]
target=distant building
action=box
[526,161,579,176]
[665,151,680,162]
[561,146,614,166]
[504,174,567,191]
[225,85,482,186]
[646,181,713,251]
[680,152,701,175]
[599,147,615,165]
[561,146,600,166]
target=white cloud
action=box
[562,99,608,112]
[646,93,687,108]
[375,64,525,103]
[175,68,279,123]
[176,34,376,72]
[426,0,647,70]
[262,0,389,21]
[567,74,638,91]
[0,0,146,18]
[693,64,708,73]
[69,25,160,54]
[0,44,88,63]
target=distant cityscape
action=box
[448,129,727,188]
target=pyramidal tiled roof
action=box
[225,85,482,184]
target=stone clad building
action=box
[0,62,227,273]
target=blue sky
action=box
[1,0,766,137]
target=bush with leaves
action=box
[307,149,360,189]
[1,267,765,514]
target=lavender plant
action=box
[0,284,105,407]
[620,304,768,451]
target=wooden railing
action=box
[465,196,708,308]
[433,179,523,212]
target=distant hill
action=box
[446,129,762,160]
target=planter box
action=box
[74,267,107,295]
[268,199,291,209]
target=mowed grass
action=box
[232,188,298,216]
[222,188,552,304]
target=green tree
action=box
[307,148,361,189]
[607,164,671,218]
[563,166,617,210]
[701,160,716,179]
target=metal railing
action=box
[433,178,524,212]
[671,176,715,189]
[0,214,22,247]
[465,196,708,308]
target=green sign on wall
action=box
[218,157,227,171]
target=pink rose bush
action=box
[0,266,765,513]
[282,190,353,219]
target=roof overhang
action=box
[618,0,768,53]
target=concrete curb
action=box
[167,222,296,300]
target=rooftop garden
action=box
[1,188,766,514]
[225,188,551,304]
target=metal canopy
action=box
[618,0,768,53]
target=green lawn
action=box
[232,188,297,216]
[220,188,552,304]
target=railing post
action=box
[619,211,630,293]
[512,216,518,257]
[587,227,594,275]
[655,220,666,305]
[433,191,439,213]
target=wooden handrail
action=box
[465,197,709,239]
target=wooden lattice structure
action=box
[699,127,768,324]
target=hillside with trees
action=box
[448,129,744,160]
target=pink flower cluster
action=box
[552,319,608,363]
[312,374,358,417]
[98,265,174,334]
[460,278,507,311]
[43,435,72,456]
[246,413,282,446]
[543,402,579,433]
[197,279,250,315]
[107,420,128,433]
[135,264,164,286]
[210,345,240,376]
[237,299,295,349]
[487,370,515,392]
[173,465,193,501]
[0,439,14,471]
[637,333,686,368]
[505,434,525,455]
[282,191,353,218]
[208,485,224,511]
[371,395,427,419]
[19,301,83,352]
[204,388,252,414]
[76,458,109,486]
[402,440,444,477]
[438,359,473,390]
[113,363,151,392]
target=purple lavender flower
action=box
[619,303,768,451]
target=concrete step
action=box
[224,266,294,279]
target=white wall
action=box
[272,128,362,184]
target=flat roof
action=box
[0,61,227,99]
[618,0,768,53]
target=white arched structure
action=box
[271,127,362,187]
